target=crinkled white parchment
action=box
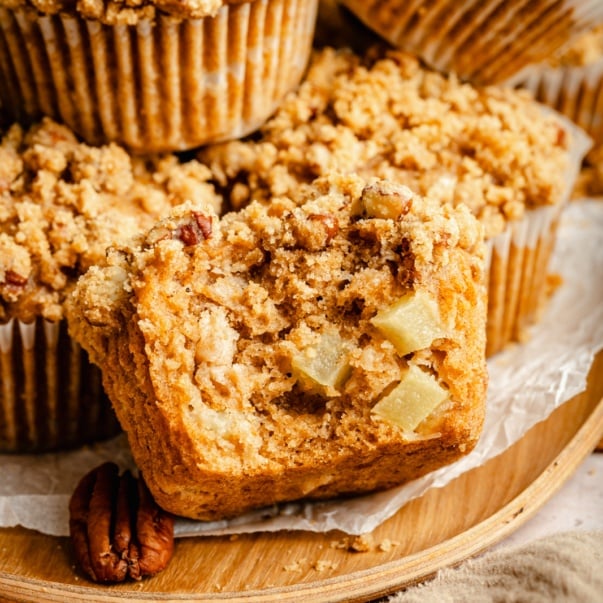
[1,200,602,538]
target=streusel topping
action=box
[0,0,248,25]
[0,118,221,323]
[200,46,572,239]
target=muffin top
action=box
[0,118,221,323]
[0,0,249,24]
[201,46,574,239]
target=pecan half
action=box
[176,212,213,246]
[4,270,27,287]
[69,462,175,583]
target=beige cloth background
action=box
[389,531,603,602]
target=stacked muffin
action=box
[0,0,597,521]
[0,0,319,453]
[0,0,319,152]
[338,0,603,84]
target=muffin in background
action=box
[509,24,603,196]
[0,0,318,153]
[200,46,591,356]
[0,117,222,452]
[338,0,603,84]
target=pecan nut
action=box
[176,212,213,246]
[69,462,175,583]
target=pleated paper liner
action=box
[510,59,603,146]
[0,318,120,453]
[484,107,591,357]
[0,0,318,153]
[485,205,562,357]
[338,0,603,84]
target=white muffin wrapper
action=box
[0,0,318,152]
[0,317,119,453]
[509,58,603,146]
[339,0,603,84]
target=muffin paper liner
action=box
[509,58,603,146]
[485,205,562,357]
[0,318,120,453]
[0,0,318,152]
[483,111,591,357]
[339,0,603,84]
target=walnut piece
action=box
[69,462,175,583]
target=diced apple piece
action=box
[372,365,448,432]
[370,290,444,356]
[291,330,351,395]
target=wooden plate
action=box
[1,350,602,603]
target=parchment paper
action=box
[1,200,602,538]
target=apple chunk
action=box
[291,330,351,395]
[370,290,444,356]
[372,365,448,432]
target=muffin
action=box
[67,173,488,521]
[338,0,603,84]
[509,24,603,196]
[0,117,222,452]
[200,46,591,357]
[0,0,319,153]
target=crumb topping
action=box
[548,24,603,68]
[0,118,221,323]
[69,172,485,467]
[200,46,572,239]
[0,0,249,25]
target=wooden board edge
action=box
[1,392,601,603]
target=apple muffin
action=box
[0,117,222,452]
[67,172,487,521]
[339,0,603,84]
[200,46,590,356]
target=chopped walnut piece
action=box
[69,462,175,583]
